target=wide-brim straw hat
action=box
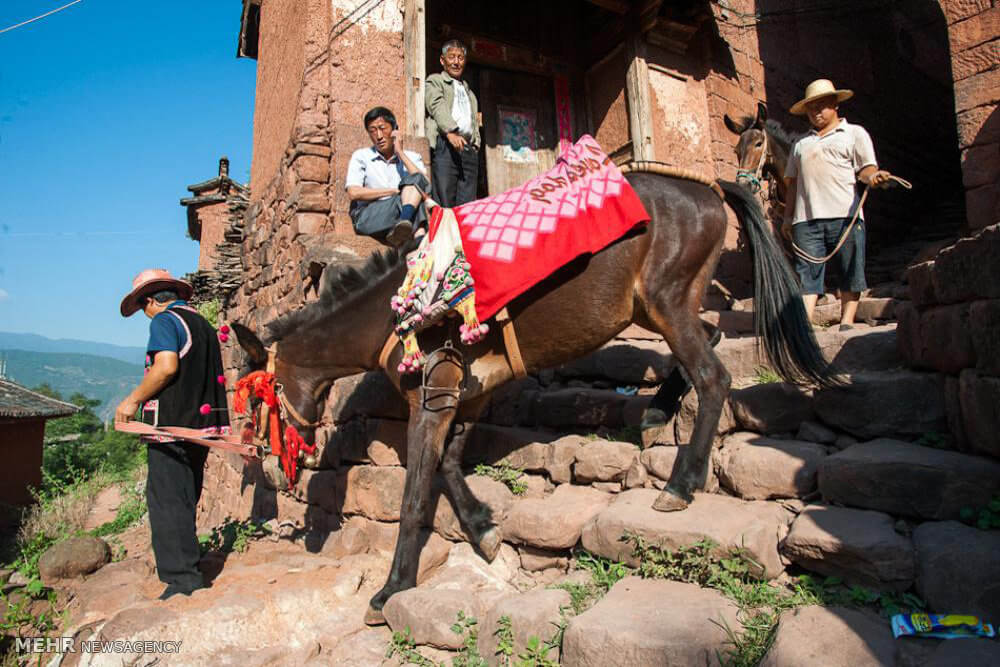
[790,79,854,115]
[120,268,193,317]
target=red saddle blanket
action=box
[453,135,650,321]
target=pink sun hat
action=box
[120,268,193,317]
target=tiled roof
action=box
[0,380,80,419]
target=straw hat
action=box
[790,79,854,115]
[120,268,193,317]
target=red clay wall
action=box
[249,0,310,199]
[194,199,231,271]
[0,419,44,506]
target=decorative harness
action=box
[232,343,319,484]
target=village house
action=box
[183,0,998,520]
[0,379,79,505]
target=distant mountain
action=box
[0,350,143,421]
[0,331,145,366]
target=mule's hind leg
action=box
[366,386,458,625]
[643,306,730,512]
[439,403,503,561]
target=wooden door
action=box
[478,67,558,195]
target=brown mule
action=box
[724,102,795,208]
[232,173,832,624]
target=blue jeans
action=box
[792,217,867,295]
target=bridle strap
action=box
[378,332,400,372]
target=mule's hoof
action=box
[364,605,387,626]
[652,490,689,513]
[478,528,502,562]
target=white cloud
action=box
[0,288,8,302]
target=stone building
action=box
[0,380,79,505]
[185,0,997,523]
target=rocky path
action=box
[22,315,1000,667]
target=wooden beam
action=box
[403,0,426,137]
[583,0,629,14]
[625,33,654,161]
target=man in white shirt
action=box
[346,106,429,246]
[783,79,892,330]
[425,39,480,206]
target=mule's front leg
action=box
[365,390,457,625]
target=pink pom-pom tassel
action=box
[199,403,212,415]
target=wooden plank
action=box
[403,0,426,137]
[625,33,654,161]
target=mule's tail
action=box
[718,180,836,386]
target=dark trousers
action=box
[146,440,209,589]
[432,135,479,207]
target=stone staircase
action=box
[61,297,1000,666]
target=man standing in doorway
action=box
[115,269,229,600]
[783,79,892,330]
[426,39,480,207]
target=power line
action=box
[0,0,85,36]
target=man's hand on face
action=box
[115,397,140,424]
[446,131,467,151]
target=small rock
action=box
[433,475,514,541]
[38,536,111,583]
[717,432,828,500]
[518,546,570,572]
[477,589,570,666]
[623,459,647,489]
[781,505,915,591]
[8,571,28,587]
[383,589,483,650]
[562,577,739,666]
[503,485,613,550]
[730,383,815,434]
[519,473,550,499]
[545,435,585,484]
[796,420,837,445]
[913,521,1000,622]
[833,433,858,450]
[591,481,622,493]
[760,606,896,666]
[573,440,639,483]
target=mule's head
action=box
[724,102,771,188]
[231,322,324,446]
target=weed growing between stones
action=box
[493,614,562,667]
[451,611,487,667]
[198,518,272,555]
[474,461,527,495]
[959,495,1000,530]
[386,627,438,667]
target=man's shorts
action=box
[792,217,867,295]
[350,173,430,239]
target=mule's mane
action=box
[266,247,403,341]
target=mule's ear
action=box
[755,102,768,127]
[723,114,744,135]
[232,323,267,366]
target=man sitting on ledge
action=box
[346,106,430,247]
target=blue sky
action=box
[0,1,256,347]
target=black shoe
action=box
[386,220,413,247]
[158,584,201,601]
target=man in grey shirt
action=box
[425,39,480,207]
[345,106,429,246]
[783,79,892,330]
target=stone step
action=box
[780,505,915,591]
[581,489,793,579]
[715,432,829,500]
[913,520,1000,623]
[552,323,901,387]
[761,606,897,667]
[818,439,1000,520]
[502,484,614,550]
[477,589,569,666]
[561,577,739,667]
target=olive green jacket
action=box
[425,72,481,149]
